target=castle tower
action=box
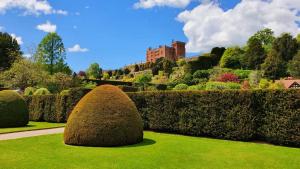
[172,41,186,60]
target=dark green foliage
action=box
[0,90,28,127]
[64,85,143,147]
[272,33,298,62]
[188,55,214,73]
[210,47,226,65]
[262,50,287,80]
[25,90,300,147]
[129,90,300,147]
[123,68,130,75]
[243,37,266,69]
[287,51,300,78]
[118,85,139,92]
[253,90,300,147]
[151,58,176,75]
[193,70,210,79]
[0,32,22,71]
[134,64,140,72]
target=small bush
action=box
[24,87,36,96]
[206,82,241,90]
[34,88,51,95]
[188,84,206,90]
[60,90,70,96]
[193,70,210,79]
[259,79,270,89]
[173,84,189,90]
[216,73,239,83]
[0,90,29,127]
[234,70,252,79]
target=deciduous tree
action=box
[0,32,22,71]
[35,33,67,75]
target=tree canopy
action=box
[86,63,102,79]
[272,33,298,62]
[35,33,68,75]
[262,50,287,80]
[0,32,22,71]
[288,51,300,78]
[220,47,244,69]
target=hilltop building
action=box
[146,41,186,63]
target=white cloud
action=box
[0,26,4,31]
[0,0,67,15]
[134,0,193,9]
[54,9,68,15]
[23,54,32,58]
[10,33,23,45]
[75,12,80,16]
[68,44,89,53]
[36,21,57,33]
[177,0,300,53]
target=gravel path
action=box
[0,127,65,141]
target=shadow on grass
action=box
[64,138,156,148]
[124,138,156,148]
[0,125,36,129]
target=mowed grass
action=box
[0,121,65,134]
[0,132,299,169]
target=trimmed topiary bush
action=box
[173,84,189,90]
[34,88,51,95]
[24,87,36,96]
[0,90,29,128]
[64,85,143,147]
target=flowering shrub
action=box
[217,73,239,83]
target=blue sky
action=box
[0,0,299,72]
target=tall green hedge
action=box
[25,89,300,147]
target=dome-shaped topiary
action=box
[0,90,29,128]
[64,85,143,147]
[24,87,36,96]
[33,88,51,95]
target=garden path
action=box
[0,127,64,141]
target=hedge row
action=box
[25,89,300,147]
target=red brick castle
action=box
[146,41,186,63]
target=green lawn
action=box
[0,132,299,169]
[0,121,65,134]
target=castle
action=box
[146,41,186,63]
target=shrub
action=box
[206,82,241,90]
[25,90,300,147]
[0,90,29,127]
[173,84,189,90]
[188,84,206,90]
[64,85,143,147]
[34,88,51,95]
[216,73,239,83]
[241,81,251,90]
[193,70,210,79]
[118,85,138,92]
[234,70,252,79]
[60,90,70,96]
[24,87,36,96]
[259,79,270,89]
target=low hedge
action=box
[25,89,300,147]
